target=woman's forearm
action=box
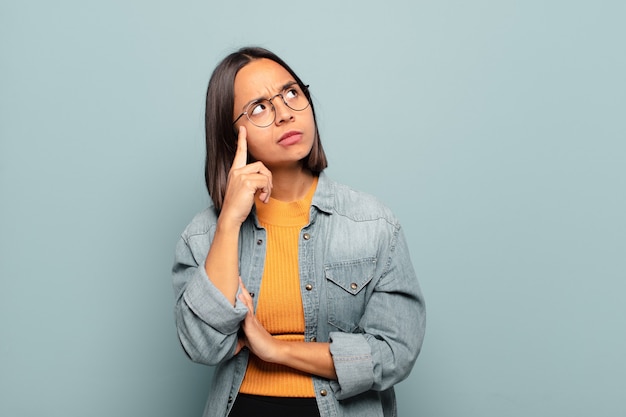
[272,340,337,381]
[204,218,241,306]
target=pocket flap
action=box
[324,258,377,295]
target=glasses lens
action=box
[283,85,310,111]
[246,100,274,127]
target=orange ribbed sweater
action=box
[239,177,318,397]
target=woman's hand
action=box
[220,126,273,226]
[237,277,281,362]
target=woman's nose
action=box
[272,97,294,124]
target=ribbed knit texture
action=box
[239,177,318,397]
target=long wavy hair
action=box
[204,46,328,211]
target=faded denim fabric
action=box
[172,172,426,417]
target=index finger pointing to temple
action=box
[232,126,248,169]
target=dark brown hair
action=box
[204,46,328,211]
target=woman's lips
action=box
[278,131,302,146]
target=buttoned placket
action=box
[299,214,318,345]
[228,218,268,414]
[299,209,336,416]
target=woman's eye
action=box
[250,102,267,116]
[285,88,298,100]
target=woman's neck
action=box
[268,165,315,203]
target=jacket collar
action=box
[311,171,334,215]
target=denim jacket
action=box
[172,173,425,417]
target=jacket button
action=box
[249,292,254,298]
[310,337,317,342]
[256,239,263,245]
[228,396,233,403]
[305,284,313,291]
[303,233,310,240]
[350,282,358,290]
[320,389,328,396]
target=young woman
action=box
[172,46,426,417]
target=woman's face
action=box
[232,58,316,170]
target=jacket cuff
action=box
[328,332,374,399]
[183,262,247,335]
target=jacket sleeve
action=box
[172,231,248,365]
[328,225,426,400]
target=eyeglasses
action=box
[233,84,310,128]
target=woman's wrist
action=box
[215,214,243,235]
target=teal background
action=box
[1,1,624,416]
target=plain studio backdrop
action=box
[1,1,624,416]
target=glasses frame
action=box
[233,84,310,128]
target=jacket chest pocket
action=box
[324,258,376,332]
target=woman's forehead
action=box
[234,59,294,102]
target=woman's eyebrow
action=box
[280,81,298,91]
